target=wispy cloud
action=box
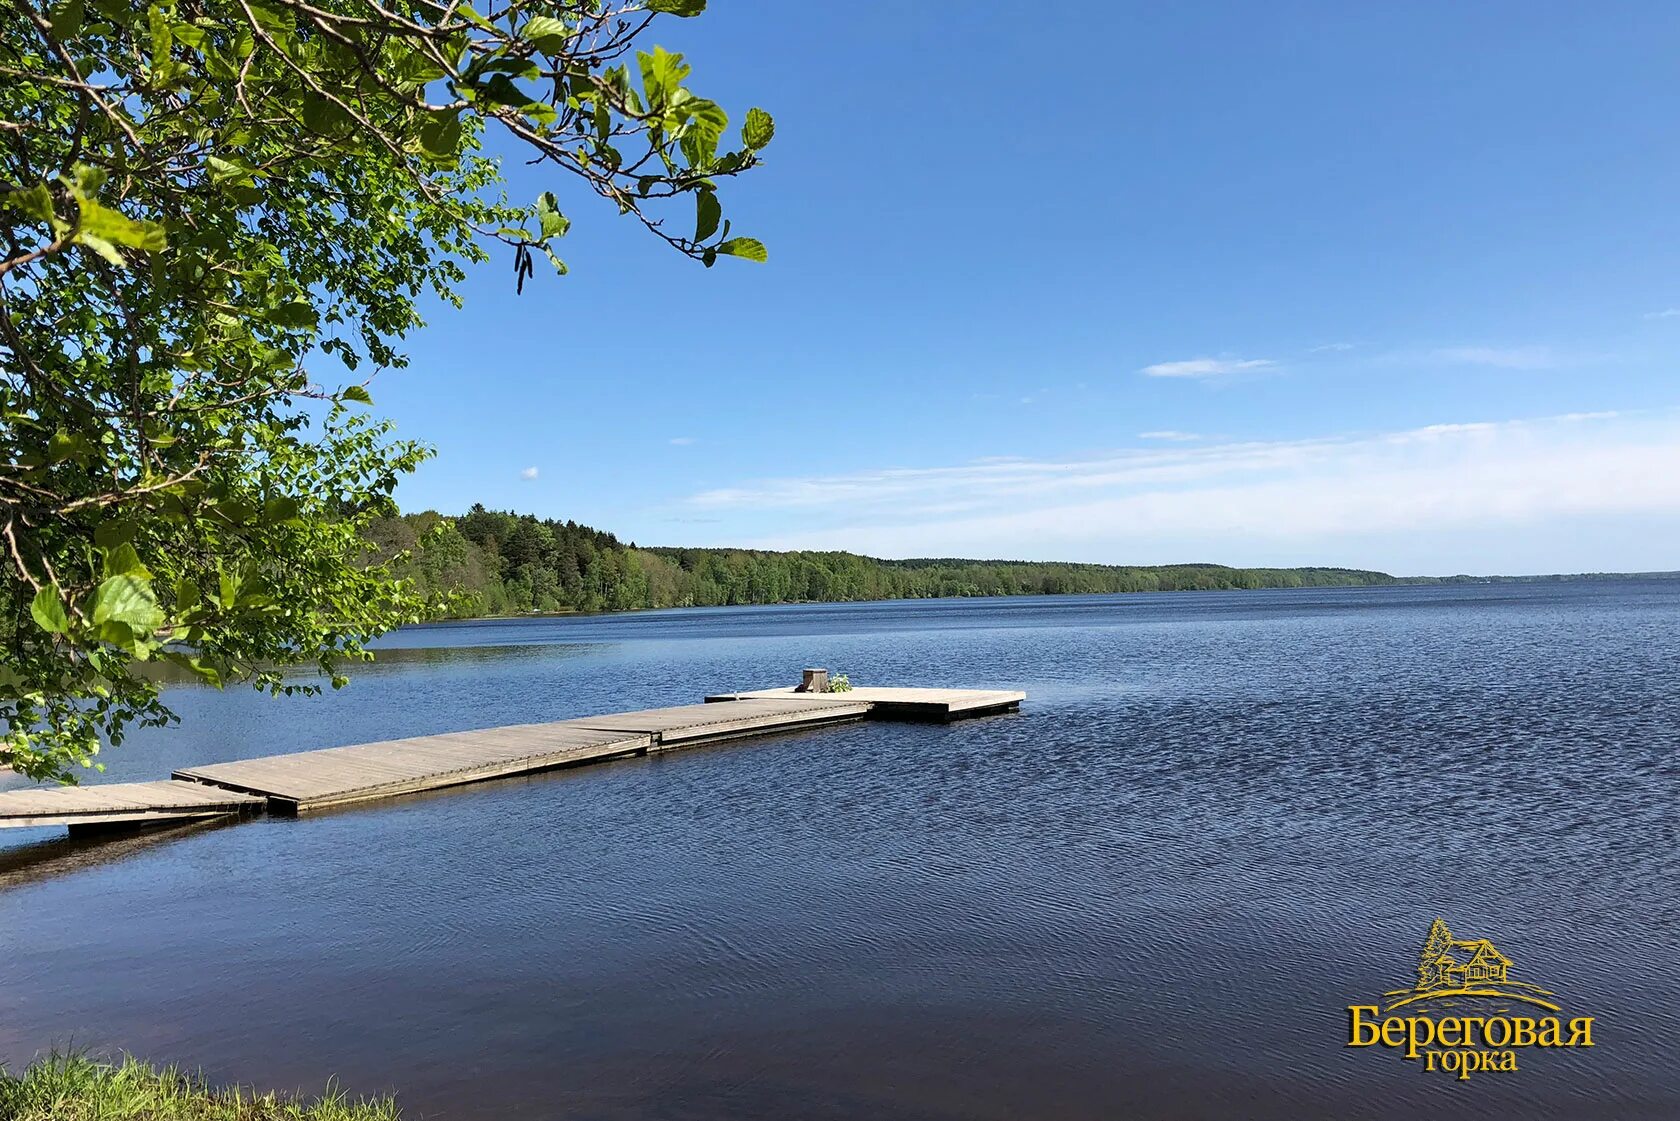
[1429,345,1556,369]
[668,436,697,446]
[1306,342,1355,353]
[676,411,1677,567]
[1644,308,1680,320]
[1139,356,1276,378]
[520,466,539,481]
[1137,430,1204,442]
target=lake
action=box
[1,581,1676,1119]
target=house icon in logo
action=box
[1383,918,1559,1012]
[1420,919,1512,988]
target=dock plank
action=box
[565,697,870,748]
[0,780,263,830]
[704,685,1025,721]
[174,723,651,812]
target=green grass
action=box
[0,1054,398,1121]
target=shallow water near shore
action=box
[1,582,1677,1119]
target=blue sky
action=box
[373,2,1680,575]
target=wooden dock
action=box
[0,680,1022,831]
[566,697,871,745]
[173,722,654,813]
[704,685,1025,721]
[0,780,263,834]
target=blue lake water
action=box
[1,582,1676,1119]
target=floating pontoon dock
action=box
[0,681,1023,834]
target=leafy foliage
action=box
[372,506,1403,616]
[0,0,771,781]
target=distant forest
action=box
[365,506,1408,617]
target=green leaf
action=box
[269,300,317,329]
[30,586,70,635]
[163,650,222,687]
[637,46,690,109]
[243,1,290,35]
[174,578,201,613]
[302,94,350,135]
[47,430,93,463]
[476,74,532,109]
[1,183,58,229]
[50,0,83,38]
[647,0,706,14]
[456,3,494,30]
[535,191,570,239]
[78,197,167,253]
[76,233,127,266]
[147,2,172,59]
[743,107,774,150]
[341,384,373,405]
[521,15,570,51]
[94,519,138,548]
[675,97,727,166]
[262,495,301,524]
[417,110,462,160]
[70,163,108,196]
[92,573,165,634]
[207,155,256,186]
[716,236,767,263]
[101,542,151,579]
[472,58,541,79]
[694,189,721,242]
[218,567,240,608]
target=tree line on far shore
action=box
[366,505,1403,617]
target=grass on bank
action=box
[0,1054,397,1121]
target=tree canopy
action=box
[371,505,1405,616]
[0,0,772,781]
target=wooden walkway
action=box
[0,780,263,833]
[705,685,1025,721]
[567,697,870,745]
[173,722,654,813]
[0,682,1022,830]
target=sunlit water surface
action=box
[1,582,1676,1119]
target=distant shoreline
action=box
[374,509,1680,620]
[393,569,1680,627]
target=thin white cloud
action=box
[1306,342,1355,353]
[669,436,697,446]
[1644,308,1680,320]
[1430,345,1555,369]
[1138,430,1203,442]
[519,466,539,481]
[676,411,1679,568]
[1140,356,1276,378]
